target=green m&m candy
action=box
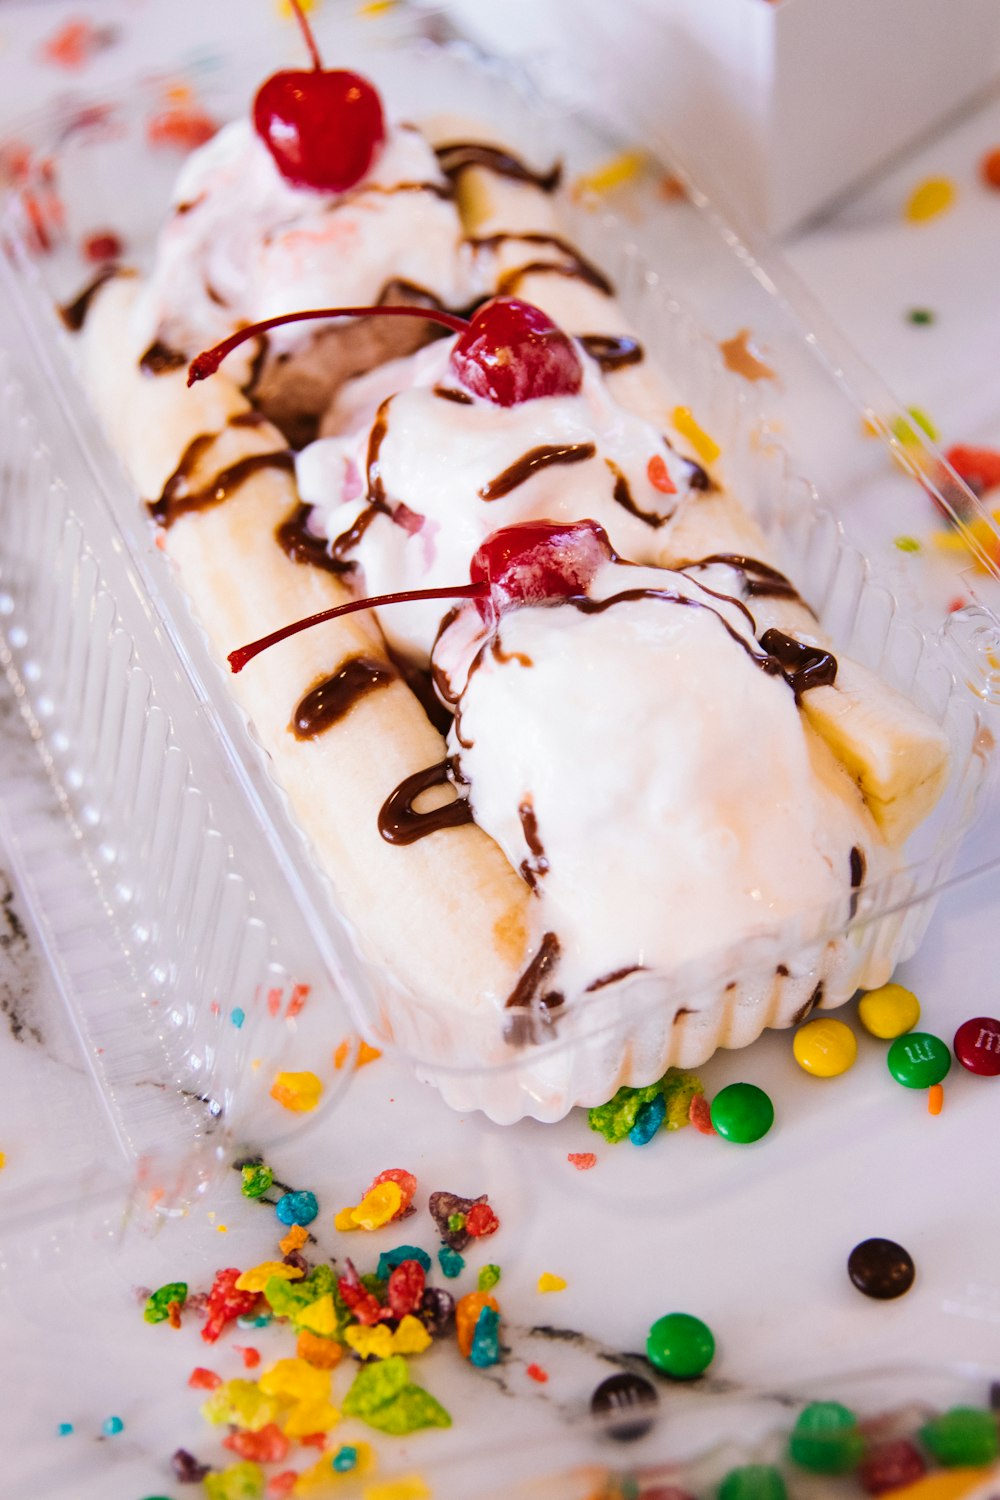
[718,1465,787,1500]
[920,1407,999,1467]
[710,1082,774,1143]
[646,1312,715,1379]
[887,1032,951,1089]
[789,1401,866,1473]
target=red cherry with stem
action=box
[227,519,613,673]
[188,296,582,406]
[253,0,385,193]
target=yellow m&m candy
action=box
[793,1018,858,1078]
[858,983,920,1040]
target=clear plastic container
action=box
[1,6,999,1158]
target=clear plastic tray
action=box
[1,6,999,1162]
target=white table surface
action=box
[1,4,999,1498]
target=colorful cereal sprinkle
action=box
[979,147,1000,191]
[588,1068,704,1143]
[537,1273,567,1294]
[905,177,956,222]
[672,407,721,465]
[571,150,645,200]
[270,1071,323,1113]
[567,1151,597,1170]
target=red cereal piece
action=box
[235,1346,261,1369]
[526,1363,549,1383]
[364,1167,417,1219]
[188,1367,222,1390]
[647,454,677,495]
[167,1300,183,1330]
[223,1423,290,1464]
[146,108,218,151]
[286,983,310,1018]
[268,1473,298,1498]
[267,987,283,1017]
[299,1433,328,1450]
[41,19,116,70]
[859,1438,927,1494]
[387,1260,426,1320]
[82,231,123,263]
[465,1202,500,1239]
[338,1262,384,1326]
[201,1268,258,1344]
[980,147,1000,192]
[945,444,1000,496]
[567,1152,597,1170]
[689,1093,715,1134]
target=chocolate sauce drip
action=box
[435,142,561,193]
[585,965,645,993]
[575,587,779,678]
[292,656,395,739]
[433,385,473,405]
[58,265,123,331]
[491,638,533,668]
[691,553,806,605]
[367,398,392,506]
[496,258,612,299]
[277,502,350,574]
[792,982,824,1025]
[230,410,268,428]
[686,459,712,491]
[329,502,388,566]
[151,443,293,527]
[758,628,837,699]
[850,846,866,888]
[379,278,448,313]
[378,760,473,846]
[479,442,596,501]
[139,340,187,376]
[241,335,270,401]
[389,651,454,737]
[468,232,614,299]
[606,458,669,529]
[504,933,563,1046]
[355,180,453,200]
[518,799,549,890]
[579,333,644,372]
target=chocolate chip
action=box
[171,1448,211,1483]
[847,1238,915,1300]
[418,1286,455,1337]
[590,1370,659,1441]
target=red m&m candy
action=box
[953,1016,1000,1076]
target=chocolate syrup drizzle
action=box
[468,231,614,299]
[479,443,596,501]
[434,142,562,194]
[139,340,187,376]
[433,385,474,405]
[504,931,563,1044]
[496,258,612,299]
[606,458,669,529]
[578,333,644,372]
[378,759,473,846]
[150,440,294,528]
[292,657,395,740]
[688,553,807,606]
[58,265,125,331]
[276,503,349,575]
[758,628,837,700]
[517,799,549,890]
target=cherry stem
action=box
[189,304,471,386]
[289,0,323,73]
[229,580,489,673]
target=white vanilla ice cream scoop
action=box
[295,339,706,662]
[433,558,890,1003]
[131,119,479,358]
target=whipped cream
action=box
[434,559,886,1002]
[132,119,479,358]
[295,339,705,661]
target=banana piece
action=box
[78,276,533,1009]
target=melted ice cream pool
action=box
[433,559,887,1000]
[132,119,478,357]
[295,339,705,661]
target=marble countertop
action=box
[1,5,999,1498]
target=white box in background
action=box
[441,0,1000,236]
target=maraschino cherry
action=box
[253,0,385,192]
[189,296,583,406]
[228,520,612,673]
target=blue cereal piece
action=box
[377,1245,432,1279]
[438,1246,465,1279]
[275,1190,318,1227]
[469,1305,501,1368]
[630,1093,666,1145]
[101,1415,124,1437]
[230,1007,245,1028]
[331,1445,358,1473]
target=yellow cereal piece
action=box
[337,1181,403,1232]
[201,1380,280,1431]
[392,1315,432,1356]
[345,1324,396,1361]
[793,1018,858,1078]
[357,0,399,14]
[932,510,1000,572]
[277,0,317,16]
[297,1328,343,1369]
[270,1070,324,1113]
[905,176,956,223]
[571,149,645,199]
[297,1294,338,1338]
[672,406,721,465]
[236,1261,305,1293]
[858,982,921,1039]
[537,1273,567,1293]
[283,1398,341,1438]
[363,1478,431,1500]
[0,1152,7,1169]
[259,1357,330,1406]
[294,1443,375,1495]
[280,1223,309,1255]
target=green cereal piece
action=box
[478,1263,501,1291]
[143,1281,188,1323]
[661,1070,704,1130]
[201,1380,280,1432]
[589,1068,705,1142]
[342,1355,411,1417]
[447,1213,466,1232]
[894,536,922,553]
[361,1385,453,1435]
[240,1164,273,1199]
[264,1263,336,1319]
[203,1461,265,1500]
[360,1272,387,1300]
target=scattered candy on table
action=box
[859,1438,927,1494]
[144,1280,188,1323]
[537,1273,567,1294]
[241,1163,274,1199]
[848,1237,915,1300]
[587,1068,704,1144]
[56,1421,73,1436]
[710,1082,774,1143]
[793,1018,858,1078]
[101,1414,124,1436]
[719,1465,788,1500]
[979,146,1000,190]
[437,1246,464,1279]
[904,177,956,222]
[907,308,936,325]
[429,1188,499,1249]
[269,1070,323,1112]
[920,1408,1000,1467]
[567,1151,597,1169]
[590,1371,659,1441]
[672,405,721,465]
[646,1312,715,1380]
[275,1190,319,1227]
[478,1264,501,1292]
[858,984,921,1039]
[953,1016,1000,1076]
[789,1401,866,1473]
[887,1032,952,1089]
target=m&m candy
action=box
[848,1238,915,1300]
[953,1017,1000,1076]
[858,984,920,1039]
[646,1312,715,1380]
[718,1465,787,1500]
[887,1032,951,1089]
[793,1019,857,1078]
[710,1083,774,1143]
